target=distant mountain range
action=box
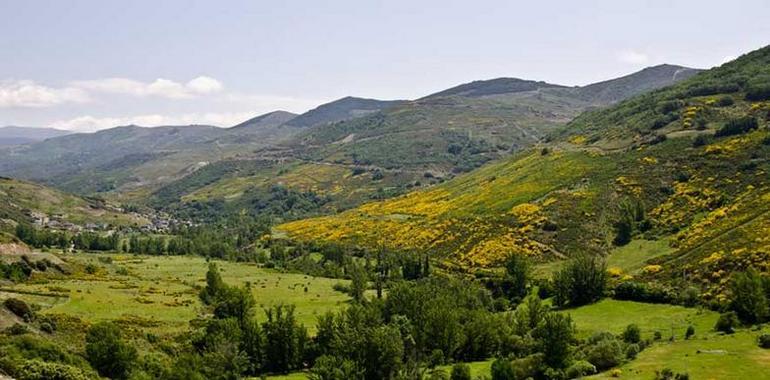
[0,126,72,147]
[0,64,700,215]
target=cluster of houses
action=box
[26,209,194,235]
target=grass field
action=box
[606,239,674,274]
[1,253,351,333]
[567,300,770,380]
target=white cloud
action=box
[49,111,258,132]
[0,80,89,108]
[186,76,224,94]
[71,75,224,99]
[617,50,650,65]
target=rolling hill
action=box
[278,45,770,299]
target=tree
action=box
[535,313,574,369]
[309,355,364,380]
[714,311,739,334]
[262,305,309,373]
[490,358,515,380]
[213,285,255,323]
[729,268,769,324]
[200,263,226,305]
[504,253,530,302]
[85,322,137,380]
[349,262,368,303]
[622,324,641,344]
[553,254,607,307]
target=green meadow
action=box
[2,253,352,333]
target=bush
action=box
[625,343,640,359]
[758,334,770,349]
[4,298,34,321]
[746,83,770,101]
[11,359,91,380]
[716,96,735,107]
[729,268,769,324]
[692,134,709,147]
[715,312,739,334]
[685,325,695,340]
[553,254,606,307]
[85,322,137,379]
[614,281,675,304]
[654,331,663,340]
[655,368,690,380]
[490,358,515,380]
[566,360,596,378]
[715,116,758,137]
[622,324,641,344]
[584,337,624,370]
[450,363,472,380]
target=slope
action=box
[278,45,770,298]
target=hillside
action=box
[279,45,770,298]
[0,126,71,146]
[0,177,147,230]
[149,65,698,219]
[229,110,297,131]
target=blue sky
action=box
[1,0,768,131]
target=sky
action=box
[1,0,768,132]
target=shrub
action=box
[85,322,137,379]
[565,360,596,378]
[4,298,34,321]
[450,363,472,380]
[745,83,770,101]
[678,286,701,307]
[692,134,709,147]
[11,359,91,380]
[625,343,640,359]
[654,331,663,340]
[553,254,606,307]
[685,325,695,340]
[584,337,624,370]
[655,368,690,380]
[622,324,641,344]
[490,358,515,380]
[729,268,769,324]
[715,312,739,334]
[715,116,758,137]
[758,334,770,349]
[614,281,675,304]
[716,96,734,107]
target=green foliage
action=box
[583,333,624,370]
[450,363,471,380]
[534,313,574,369]
[622,324,641,344]
[729,268,769,324]
[758,334,770,349]
[262,304,309,374]
[503,253,530,302]
[714,116,759,137]
[85,322,138,380]
[348,262,369,303]
[309,355,363,380]
[613,281,676,304]
[685,325,695,340]
[490,358,515,380]
[714,312,739,334]
[655,368,690,380]
[4,298,33,321]
[566,360,597,378]
[553,254,607,307]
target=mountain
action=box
[283,96,407,128]
[278,45,770,299]
[0,126,72,147]
[230,110,298,131]
[144,64,700,219]
[0,64,698,215]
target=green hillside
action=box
[0,177,147,230]
[279,46,770,298]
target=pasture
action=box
[1,253,351,333]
